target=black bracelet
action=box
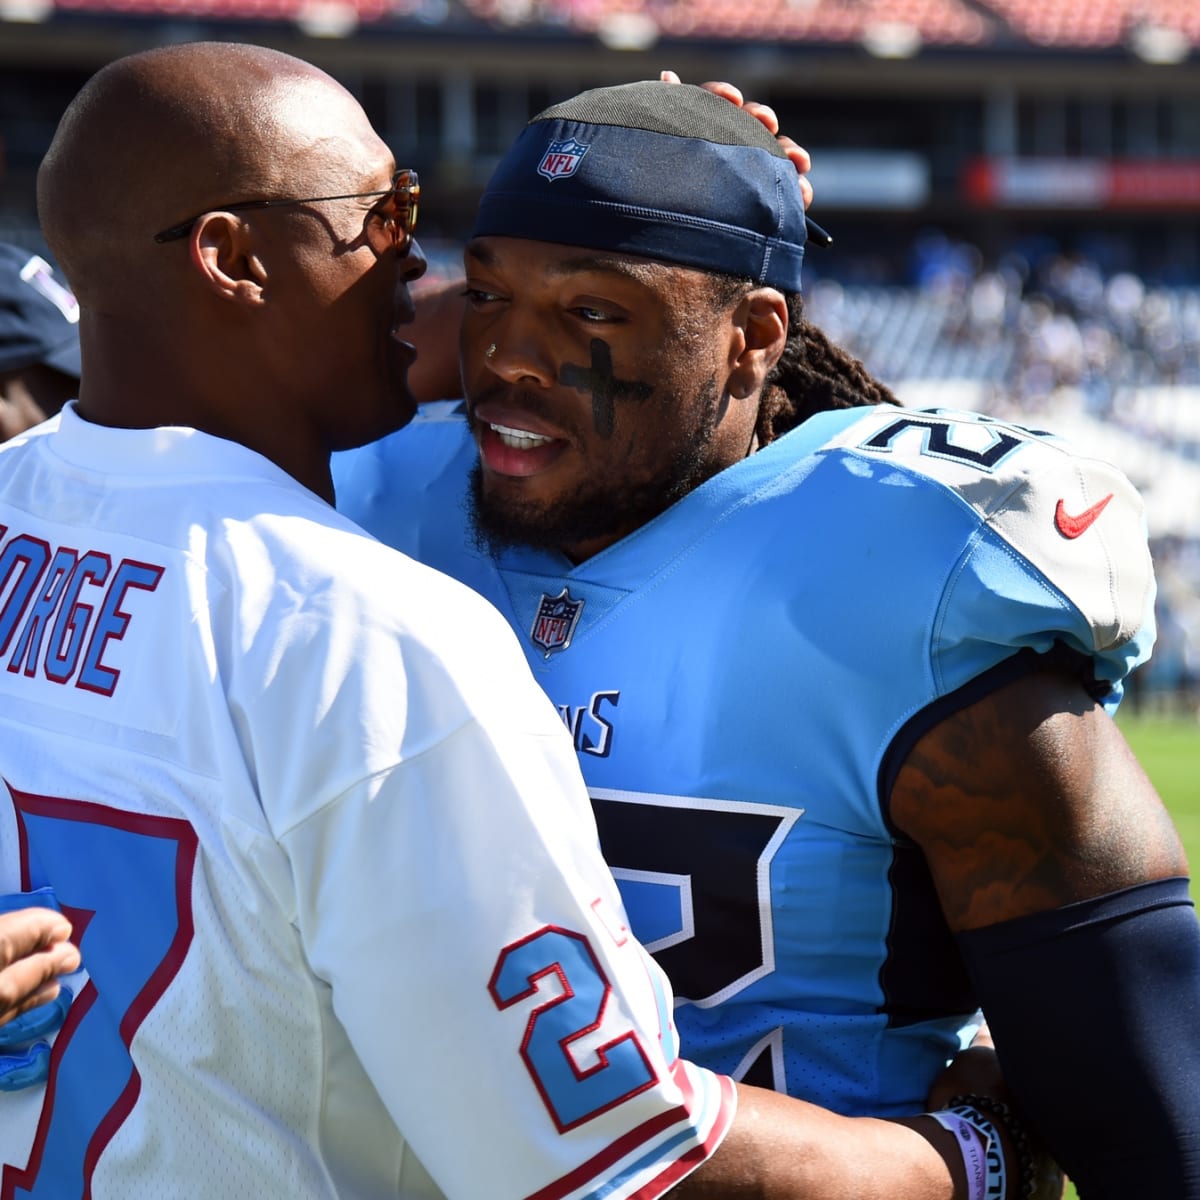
[949,1093,1038,1200]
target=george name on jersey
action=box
[0,525,163,695]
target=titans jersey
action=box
[0,405,732,1199]
[334,401,1155,1119]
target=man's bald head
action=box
[32,41,413,480]
[37,42,368,302]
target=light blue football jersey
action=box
[334,401,1156,1117]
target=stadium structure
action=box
[1,0,1198,702]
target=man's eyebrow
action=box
[546,255,656,282]
[465,240,657,284]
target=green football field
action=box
[1119,711,1200,889]
[1064,709,1200,1200]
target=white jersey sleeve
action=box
[276,582,734,1200]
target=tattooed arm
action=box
[890,667,1200,1198]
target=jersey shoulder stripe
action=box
[528,1062,734,1200]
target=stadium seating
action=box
[980,0,1200,48]
[41,0,1197,51]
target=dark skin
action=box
[462,239,774,562]
[892,668,1185,931]
[559,337,655,436]
[36,42,423,504]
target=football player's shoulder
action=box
[333,402,473,533]
[891,408,1151,639]
[326,526,559,737]
[234,496,539,715]
[814,405,1152,645]
[819,406,1143,534]
[932,409,1150,642]
[334,401,469,485]
[313,509,517,650]
[273,498,476,613]
[200,478,434,619]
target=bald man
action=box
[0,41,1031,1200]
[35,42,417,497]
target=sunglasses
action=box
[153,168,420,254]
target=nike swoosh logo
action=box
[1055,493,1113,539]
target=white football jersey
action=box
[0,405,732,1199]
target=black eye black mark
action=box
[559,339,654,438]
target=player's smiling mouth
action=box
[489,422,555,450]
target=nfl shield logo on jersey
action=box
[537,138,590,182]
[531,588,585,656]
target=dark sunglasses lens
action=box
[394,172,418,251]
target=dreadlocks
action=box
[758,293,901,446]
[709,276,900,448]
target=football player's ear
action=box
[727,288,789,400]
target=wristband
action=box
[950,1094,1039,1200]
[930,1110,990,1200]
[949,1103,1007,1199]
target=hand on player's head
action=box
[660,70,814,210]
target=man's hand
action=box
[0,906,77,1029]
[660,69,814,210]
[0,904,78,1090]
[926,1025,1002,1112]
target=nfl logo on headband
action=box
[537,137,590,182]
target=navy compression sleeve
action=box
[956,877,1200,1199]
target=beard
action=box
[467,376,726,558]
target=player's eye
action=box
[463,287,505,307]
